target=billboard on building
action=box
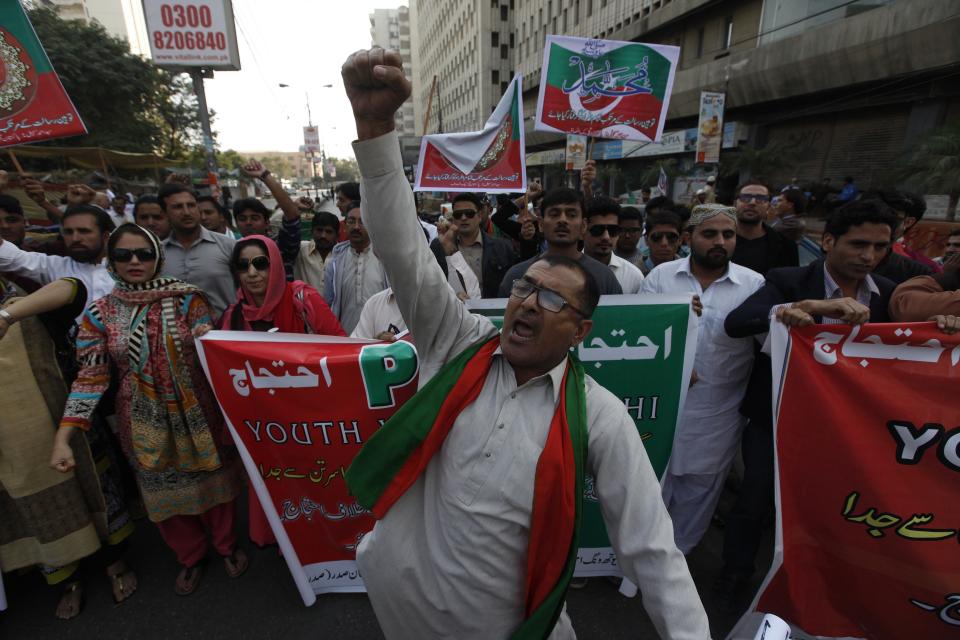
[695,91,725,163]
[142,0,241,70]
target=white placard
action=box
[142,0,241,70]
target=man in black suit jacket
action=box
[716,199,899,602]
[430,192,518,299]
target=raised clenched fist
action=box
[341,47,412,141]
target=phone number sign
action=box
[142,0,241,70]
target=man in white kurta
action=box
[343,47,710,640]
[641,204,764,554]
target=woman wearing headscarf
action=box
[56,223,246,596]
[219,235,344,546]
[0,277,136,618]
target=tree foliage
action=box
[893,123,960,220]
[29,7,202,158]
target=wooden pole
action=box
[6,150,24,175]
[422,75,438,136]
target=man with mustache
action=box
[340,47,708,639]
[731,181,798,276]
[497,189,623,298]
[716,199,899,603]
[0,204,115,313]
[323,202,387,333]
[582,197,645,294]
[640,204,764,554]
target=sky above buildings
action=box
[204,0,407,159]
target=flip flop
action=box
[222,548,249,579]
[55,581,85,620]
[174,562,204,596]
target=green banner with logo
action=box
[469,294,698,577]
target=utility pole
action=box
[189,68,218,190]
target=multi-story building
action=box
[33,0,151,56]
[409,0,515,134]
[370,6,416,137]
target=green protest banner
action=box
[469,294,697,577]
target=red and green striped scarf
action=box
[346,335,588,639]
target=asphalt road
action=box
[0,487,772,640]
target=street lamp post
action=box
[279,83,333,199]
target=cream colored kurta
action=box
[353,131,710,640]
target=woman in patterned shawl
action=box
[56,223,247,596]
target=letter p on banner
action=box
[360,342,420,409]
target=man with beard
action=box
[717,199,898,602]
[498,188,622,297]
[0,205,115,314]
[340,46,708,640]
[582,197,645,294]
[731,181,798,276]
[158,183,236,317]
[640,204,764,554]
[324,202,388,333]
[430,192,517,298]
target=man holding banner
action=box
[341,47,709,639]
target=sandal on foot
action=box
[174,562,204,596]
[55,581,84,620]
[106,561,138,604]
[222,548,249,579]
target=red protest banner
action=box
[0,3,86,147]
[732,322,960,639]
[196,332,418,605]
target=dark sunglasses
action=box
[648,231,680,243]
[451,209,478,220]
[235,256,270,272]
[110,248,157,263]
[588,224,620,237]
[738,193,771,203]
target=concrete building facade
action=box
[370,6,416,136]
[409,0,514,134]
[34,0,150,56]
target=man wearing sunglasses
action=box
[430,192,517,298]
[340,47,708,640]
[497,188,623,298]
[731,181,799,276]
[641,209,684,275]
[582,197,645,294]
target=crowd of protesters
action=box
[0,51,957,639]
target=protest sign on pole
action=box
[196,332,420,605]
[565,134,588,171]
[469,294,698,577]
[0,3,87,148]
[695,91,725,164]
[729,321,960,640]
[415,75,525,193]
[535,36,680,142]
[303,126,321,153]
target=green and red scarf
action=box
[346,335,588,639]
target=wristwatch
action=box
[261,170,272,181]
[0,309,16,325]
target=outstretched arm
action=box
[0,278,81,340]
[342,48,494,376]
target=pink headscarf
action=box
[235,235,289,325]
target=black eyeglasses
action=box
[588,224,620,237]
[648,231,680,243]
[451,209,478,220]
[110,248,157,263]
[235,256,270,272]
[510,278,585,316]
[738,193,771,203]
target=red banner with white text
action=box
[196,332,418,606]
[731,322,960,639]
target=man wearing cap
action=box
[702,176,717,203]
[641,204,764,553]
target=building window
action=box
[492,31,500,47]
[696,27,704,58]
[500,43,509,59]
[587,0,593,16]
[492,69,500,84]
[723,16,734,49]
[491,0,497,6]
[500,5,508,21]
[501,81,509,95]
[509,32,514,47]
[563,9,568,31]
